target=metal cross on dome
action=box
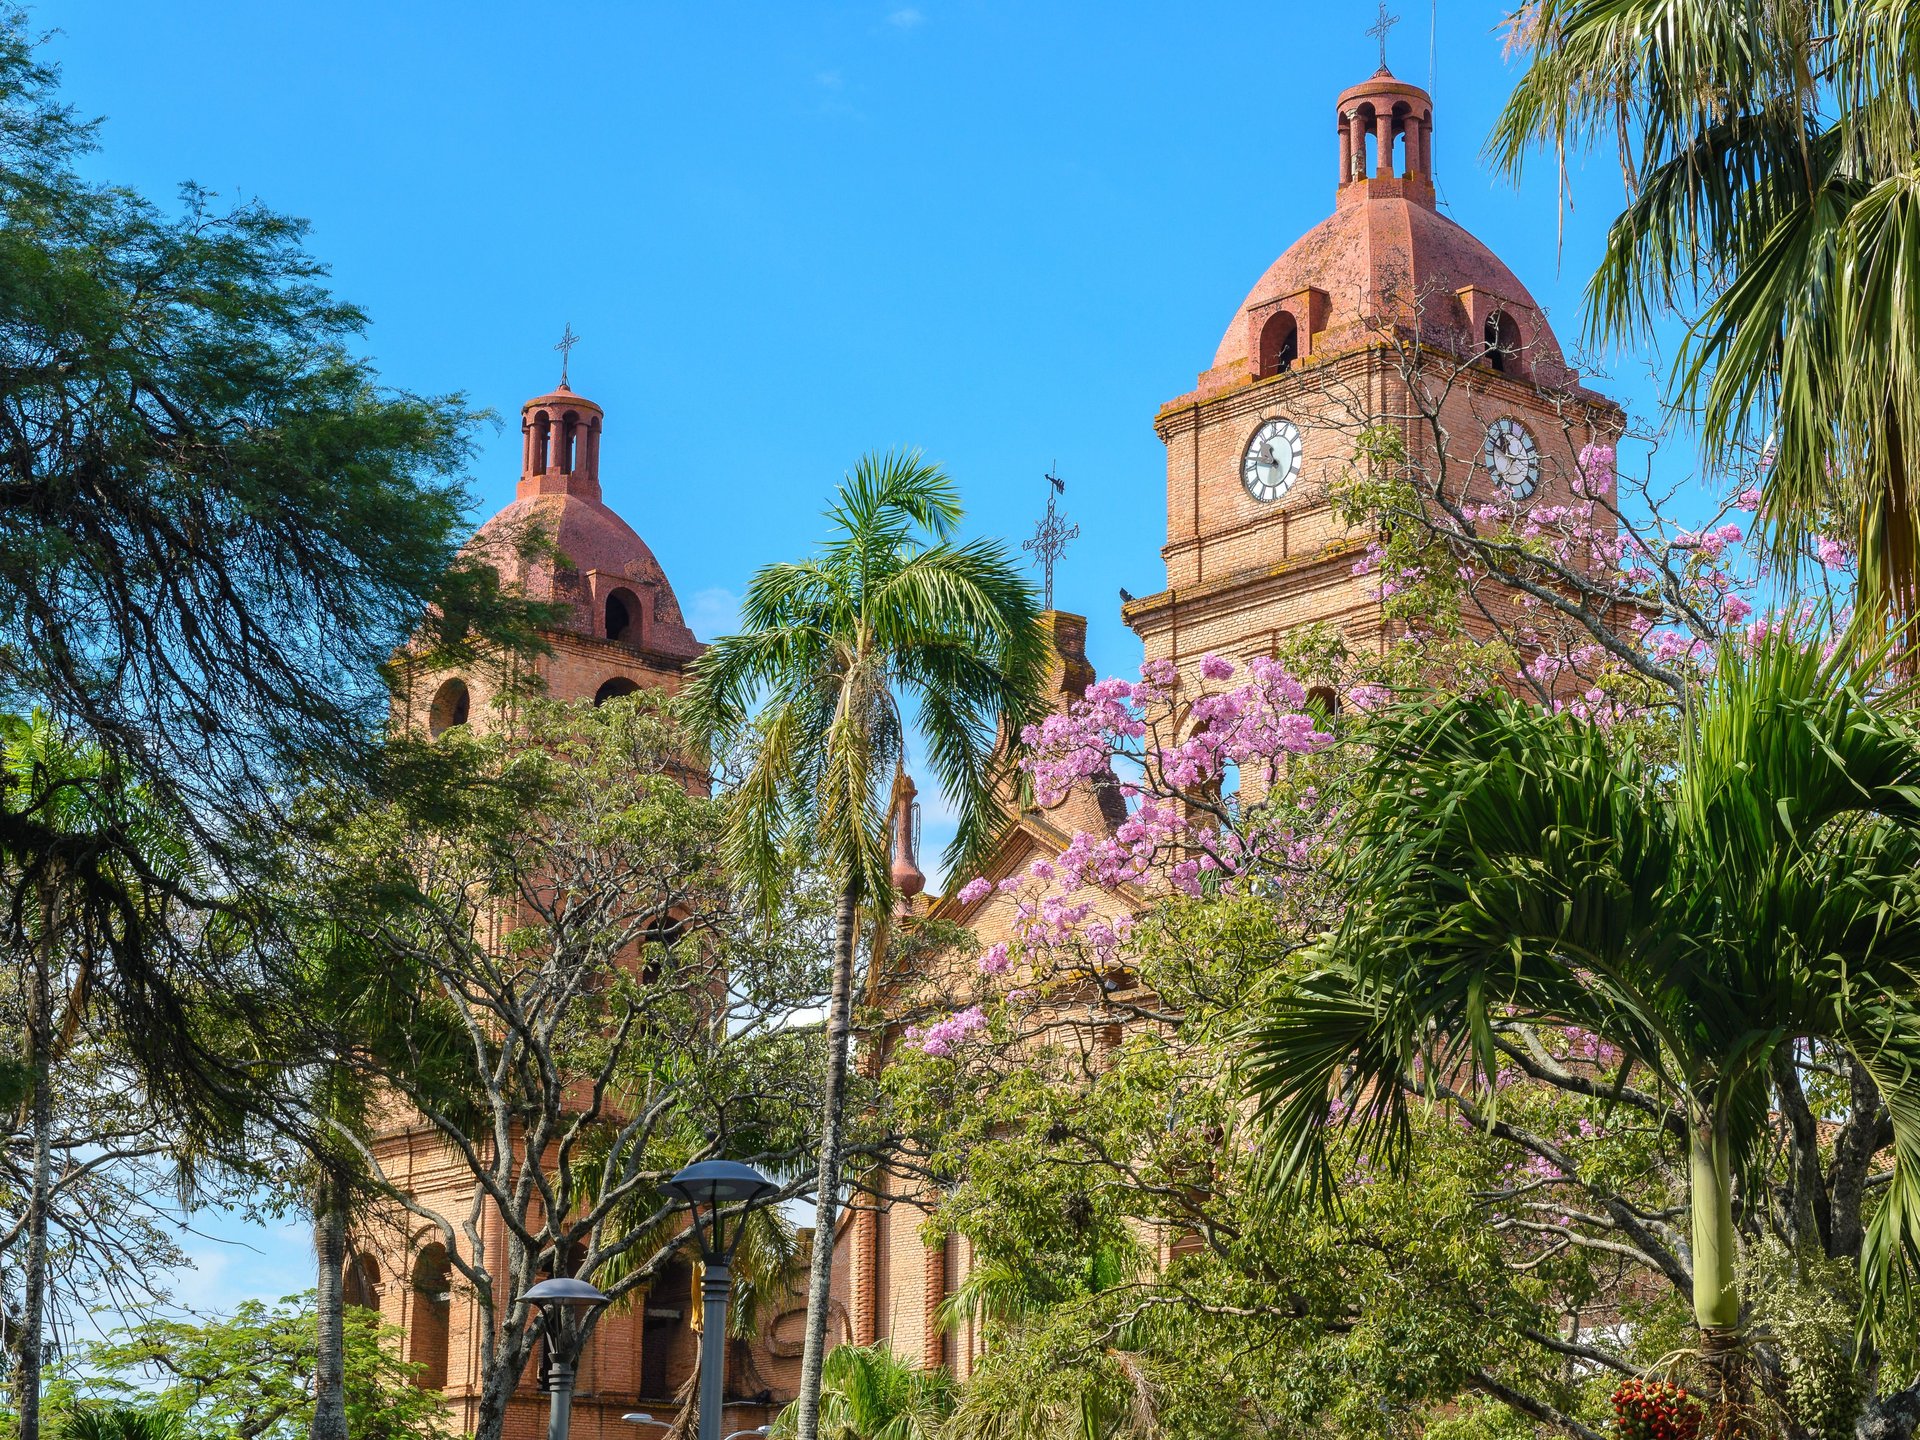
[555,322,581,387]
[1367,0,1400,69]
[1023,467,1079,612]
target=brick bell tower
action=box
[1121,61,1619,676]
[401,374,705,739]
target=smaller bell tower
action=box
[518,382,605,502]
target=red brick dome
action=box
[1209,195,1566,373]
[459,383,700,661]
[1197,69,1570,395]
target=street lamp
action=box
[665,1160,780,1440]
[525,1275,611,1440]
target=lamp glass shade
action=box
[523,1276,610,1308]
[665,1159,779,1209]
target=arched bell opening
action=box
[429,677,471,737]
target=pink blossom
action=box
[1720,594,1753,624]
[911,1005,988,1058]
[1814,535,1853,569]
[1575,443,1616,496]
[1347,682,1389,712]
[1735,487,1764,512]
[978,942,1011,976]
[1199,653,1234,681]
[955,877,992,907]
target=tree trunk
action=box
[311,1172,351,1440]
[794,881,860,1440]
[473,1327,535,1440]
[1689,1107,1747,1422]
[1689,1111,1740,1333]
[15,883,57,1440]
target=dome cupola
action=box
[459,373,701,666]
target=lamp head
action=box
[666,1159,779,1209]
[523,1276,611,1309]
[666,1159,779,1263]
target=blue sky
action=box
[42,0,1670,1316]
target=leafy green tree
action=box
[686,452,1046,1440]
[0,14,555,1238]
[0,11,549,837]
[313,694,819,1440]
[1491,0,1920,627]
[49,1293,443,1440]
[1246,634,1920,1402]
[772,1343,954,1440]
[0,712,219,1440]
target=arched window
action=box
[1485,312,1522,374]
[343,1252,380,1312]
[605,589,640,642]
[1259,313,1299,377]
[561,412,578,473]
[409,1245,452,1391]
[1305,685,1339,718]
[532,411,552,472]
[429,678,471,737]
[594,676,641,706]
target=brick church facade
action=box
[833,61,1621,1377]
[367,55,1623,1430]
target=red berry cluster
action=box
[1612,1379,1704,1440]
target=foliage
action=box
[1491,0,1920,628]
[889,604,1920,1437]
[0,8,553,842]
[688,450,1047,907]
[45,1293,443,1440]
[1244,632,1920,1349]
[309,692,820,1440]
[772,1343,955,1440]
[54,1408,185,1440]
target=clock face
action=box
[1483,417,1541,498]
[1242,418,1303,503]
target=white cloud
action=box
[887,7,926,28]
[161,1218,313,1316]
[687,586,741,641]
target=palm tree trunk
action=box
[15,880,58,1440]
[1689,1107,1745,1409]
[794,880,859,1440]
[311,1171,351,1440]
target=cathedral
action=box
[366,55,1620,1435]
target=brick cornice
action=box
[1121,537,1374,639]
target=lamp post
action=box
[665,1160,780,1440]
[525,1275,611,1440]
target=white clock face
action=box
[1483,417,1541,498]
[1242,418,1303,503]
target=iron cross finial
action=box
[1366,1,1400,69]
[555,322,581,387]
[1022,465,1079,612]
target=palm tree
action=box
[771,1343,955,1440]
[686,452,1046,1440]
[1244,634,1920,1377]
[1490,1,1920,628]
